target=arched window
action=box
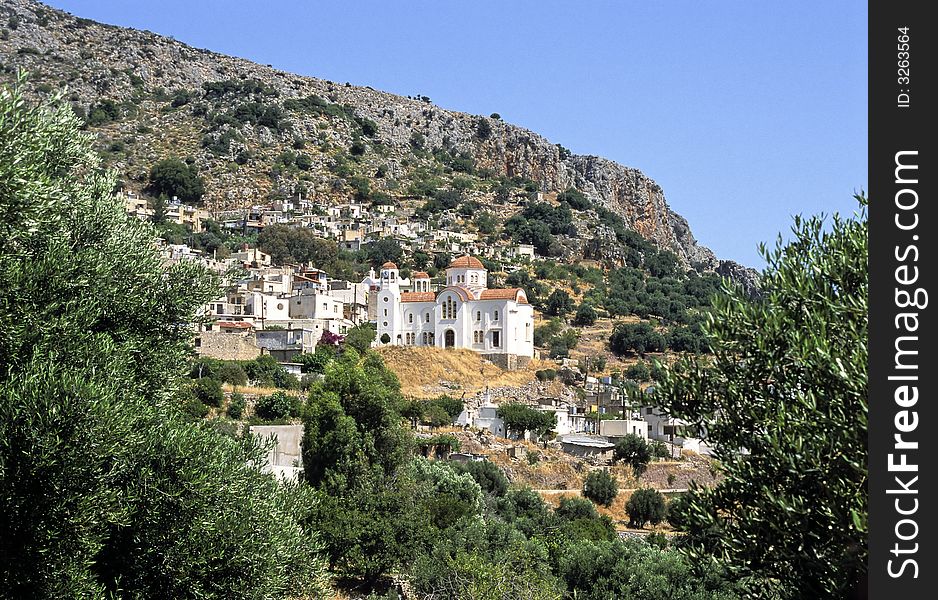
[476,310,481,321]
[408,313,413,323]
[442,296,457,320]
[425,311,431,323]
[494,310,499,321]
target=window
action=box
[425,312,431,323]
[476,310,481,321]
[383,321,388,327]
[525,322,531,341]
[473,331,484,344]
[494,310,499,321]
[442,296,457,319]
[492,331,500,348]
[384,309,388,316]
[323,302,327,310]
[408,313,414,323]
[471,274,478,283]
[194,337,201,347]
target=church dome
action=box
[448,255,484,269]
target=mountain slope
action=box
[1,0,746,276]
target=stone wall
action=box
[481,353,530,371]
[195,330,261,361]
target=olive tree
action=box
[0,78,330,598]
[653,198,868,598]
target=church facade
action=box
[375,256,534,367]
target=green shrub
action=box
[191,377,224,408]
[227,393,245,419]
[613,433,652,478]
[582,470,618,507]
[254,391,299,421]
[450,460,509,497]
[625,488,666,528]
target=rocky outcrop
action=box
[716,260,761,298]
[1,0,730,268]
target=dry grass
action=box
[377,346,554,398]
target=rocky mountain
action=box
[0,0,753,280]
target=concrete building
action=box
[249,425,303,482]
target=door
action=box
[445,329,455,348]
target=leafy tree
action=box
[423,403,452,428]
[191,376,224,408]
[625,361,651,382]
[411,458,484,528]
[653,198,868,598]
[626,488,667,528]
[146,157,205,203]
[557,188,591,210]
[365,237,405,267]
[227,393,246,419]
[410,519,562,600]
[343,323,376,353]
[297,345,336,374]
[243,355,299,389]
[496,403,556,440]
[451,460,510,497]
[544,289,574,317]
[558,539,740,600]
[301,349,410,491]
[573,302,597,326]
[582,470,618,507]
[257,224,338,267]
[254,391,300,421]
[216,361,248,386]
[609,321,665,357]
[613,433,652,478]
[0,80,330,598]
[644,248,682,278]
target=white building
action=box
[376,256,534,368]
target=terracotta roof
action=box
[479,288,528,303]
[218,321,254,329]
[448,255,484,269]
[440,285,473,301]
[412,271,430,279]
[401,291,436,302]
[381,261,399,269]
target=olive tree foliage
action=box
[653,198,868,599]
[0,78,330,598]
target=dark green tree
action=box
[257,224,338,267]
[613,433,652,478]
[343,323,376,354]
[0,79,330,598]
[573,302,598,326]
[496,403,556,440]
[653,198,868,598]
[544,288,574,317]
[625,488,667,528]
[146,157,205,203]
[582,470,618,507]
[609,321,666,357]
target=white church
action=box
[375,256,535,368]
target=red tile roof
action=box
[401,291,436,302]
[479,288,528,303]
[448,255,484,269]
[381,261,399,269]
[412,271,430,279]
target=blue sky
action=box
[46,0,867,267]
